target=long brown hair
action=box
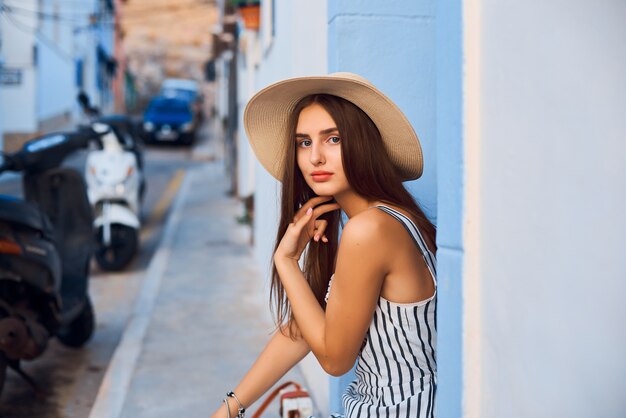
[270,94,436,333]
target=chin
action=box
[312,184,351,199]
[308,182,337,196]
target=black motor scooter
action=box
[0,128,103,394]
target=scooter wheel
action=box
[94,224,138,271]
[57,299,95,348]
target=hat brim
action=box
[244,73,423,182]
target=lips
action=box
[311,171,333,182]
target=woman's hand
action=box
[274,196,340,262]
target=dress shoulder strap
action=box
[373,205,437,278]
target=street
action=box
[0,125,214,417]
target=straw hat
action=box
[243,72,423,181]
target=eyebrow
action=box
[295,127,339,138]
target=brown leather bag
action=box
[251,381,313,418]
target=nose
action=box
[309,141,325,166]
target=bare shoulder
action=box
[344,205,431,249]
[334,209,394,287]
[340,207,398,247]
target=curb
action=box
[88,169,192,418]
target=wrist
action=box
[221,392,244,418]
[274,253,300,270]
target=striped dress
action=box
[327,205,437,418]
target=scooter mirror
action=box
[92,123,110,134]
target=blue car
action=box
[160,78,204,122]
[142,96,198,145]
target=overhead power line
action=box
[3,0,212,19]
[0,1,214,26]
[2,4,90,23]
[0,4,115,32]
[0,6,74,62]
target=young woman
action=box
[211,73,437,418]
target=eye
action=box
[297,139,312,148]
[327,136,341,144]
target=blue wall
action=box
[327,0,439,413]
[328,0,437,221]
[435,0,463,415]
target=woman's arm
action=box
[274,209,388,376]
[210,324,310,418]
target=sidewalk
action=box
[88,160,318,417]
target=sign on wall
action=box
[0,68,23,85]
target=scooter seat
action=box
[0,195,54,239]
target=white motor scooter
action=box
[85,122,143,271]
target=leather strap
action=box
[251,381,303,418]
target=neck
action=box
[334,190,378,218]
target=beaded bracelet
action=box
[226,391,246,418]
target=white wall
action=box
[0,0,37,132]
[36,0,75,122]
[1,0,85,132]
[245,0,329,413]
[73,24,97,119]
[465,1,626,417]
[70,0,99,120]
[0,0,35,64]
[251,0,328,289]
[236,31,259,199]
[1,68,37,132]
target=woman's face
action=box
[295,103,350,198]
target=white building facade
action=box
[0,0,41,143]
[232,0,332,412]
[0,0,115,151]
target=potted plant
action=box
[232,0,261,31]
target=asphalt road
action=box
[0,126,215,417]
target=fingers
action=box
[309,203,340,241]
[305,212,335,244]
[306,195,335,208]
[290,207,329,243]
[312,202,340,218]
[292,206,314,230]
[295,196,335,220]
[313,219,328,242]
[291,197,340,244]
[295,201,340,223]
